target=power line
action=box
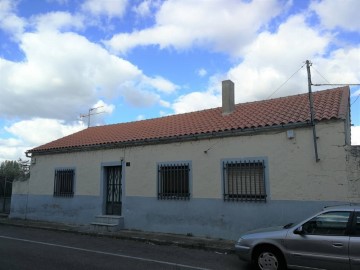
[351,94,360,106]
[312,83,360,86]
[266,63,306,100]
[311,65,331,84]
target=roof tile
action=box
[30,86,349,153]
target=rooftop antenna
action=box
[80,106,105,127]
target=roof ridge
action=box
[93,87,349,129]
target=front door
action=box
[105,166,122,216]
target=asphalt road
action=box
[0,225,251,270]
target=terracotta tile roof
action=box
[29,86,349,154]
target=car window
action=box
[355,212,360,236]
[302,211,350,236]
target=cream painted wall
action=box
[16,120,351,202]
[346,146,360,201]
[18,149,125,196]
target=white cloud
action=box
[136,115,145,121]
[120,85,160,107]
[0,118,85,161]
[225,14,334,102]
[0,30,176,120]
[81,0,128,19]
[310,0,360,32]
[132,0,152,17]
[169,15,327,111]
[197,68,207,77]
[106,0,282,55]
[172,91,220,114]
[92,100,115,115]
[31,11,85,32]
[352,126,360,145]
[0,0,26,39]
[159,100,171,108]
[5,118,85,146]
[169,13,360,115]
[81,100,115,126]
[0,137,25,162]
[311,47,360,86]
[142,75,179,94]
[46,0,69,5]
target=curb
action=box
[0,219,235,254]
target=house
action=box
[10,81,358,240]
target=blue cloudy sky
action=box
[0,0,359,161]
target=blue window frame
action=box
[222,158,267,202]
[157,161,191,200]
[54,168,75,197]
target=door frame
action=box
[101,161,124,216]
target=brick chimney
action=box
[222,80,235,115]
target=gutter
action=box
[27,121,313,157]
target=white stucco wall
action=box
[13,120,351,202]
[346,146,360,201]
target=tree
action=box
[0,159,29,182]
[0,159,30,213]
[0,159,30,198]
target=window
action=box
[302,211,351,236]
[223,159,266,202]
[157,162,190,200]
[354,212,360,236]
[54,169,75,197]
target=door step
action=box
[90,215,124,233]
[0,213,9,218]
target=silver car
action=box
[235,205,360,270]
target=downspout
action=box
[306,60,320,162]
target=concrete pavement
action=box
[0,215,235,254]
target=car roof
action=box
[323,204,360,212]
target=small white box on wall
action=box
[287,130,295,139]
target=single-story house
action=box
[10,81,358,240]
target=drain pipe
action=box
[306,60,320,162]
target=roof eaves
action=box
[337,86,350,120]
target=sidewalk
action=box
[0,215,235,254]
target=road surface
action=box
[0,225,250,270]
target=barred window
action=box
[223,159,266,202]
[158,162,190,200]
[54,169,75,197]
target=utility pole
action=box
[306,60,320,162]
[80,106,104,128]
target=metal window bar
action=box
[54,169,74,197]
[158,163,190,200]
[223,160,266,202]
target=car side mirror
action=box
[294,226,305,235]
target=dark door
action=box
[0,178,12,214]
[105,166,122,215]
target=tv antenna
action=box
[80,106,105,127]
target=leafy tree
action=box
[0,159,30,183]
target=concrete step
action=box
[94,215,123,225]
[90,215,124,233]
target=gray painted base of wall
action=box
[123,197,340,240]
[10,194,102,224]
[10,194,342,240]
